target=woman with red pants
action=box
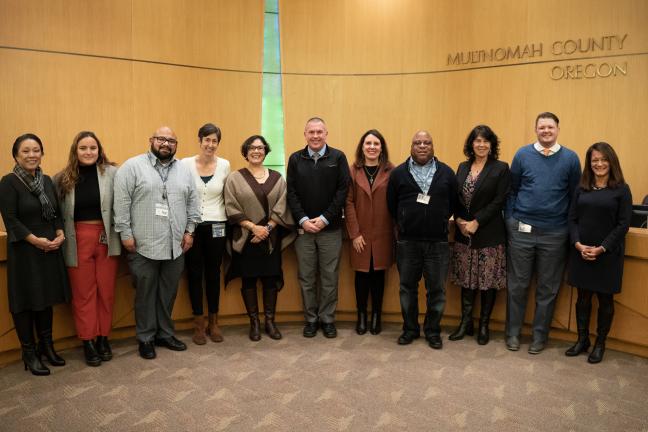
[54,131,121,366]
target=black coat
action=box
[386,157,457,242]
[454,159,510,249]
[286,145,350,230]
[568,184,632,294]
[0,174,71,313]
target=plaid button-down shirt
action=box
[113,152,201,260]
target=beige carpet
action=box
[1,323,647,432]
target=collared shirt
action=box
[307,144,327,159]
[533,141,561,156]
[408,156,437,193]
[113,151,201,260]
[299,144,330,226]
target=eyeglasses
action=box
[412,140,432,147]
[249,145,266,152]
[152,136,178,146]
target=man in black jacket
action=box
[287,117,350,338]
[387,130,457,349]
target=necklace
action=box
[364,165,379,185]
[251,168,268,179]
[592,184,607,190]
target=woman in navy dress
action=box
[566,142,632,363]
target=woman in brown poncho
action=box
[224,135,295,341]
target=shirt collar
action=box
[533,142,561,154]
[307,144,327,158]
[147,151,176,166]
[409,156,436,168]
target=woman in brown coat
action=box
[345,129,395,335]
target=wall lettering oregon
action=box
[446,34,629,80]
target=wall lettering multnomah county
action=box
[446,34,629,79]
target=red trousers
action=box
[67,223,119,340]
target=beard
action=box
[150,144,176,162]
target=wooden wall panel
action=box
[0,0,133,57]
[281,0,648,200]
[0,49,135,175]
[131,0,263,71]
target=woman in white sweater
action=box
[182,123,230,345]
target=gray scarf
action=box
[13,164,56,221]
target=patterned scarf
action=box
[13,164,56,221]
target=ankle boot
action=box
[369,311,382,335]
[22,343,50,376]
[356,310,368,335]
[83,340,102,367]
[449,288,475,341]
[95,336,113,361]
[565,293,592,356]
[38,330,65,366]
[588,336,606,364]
[241,287,261,341]
[369,280,384,335]
[588,302,613,364]
[477,289,496,345]
[565,330,591,356]
[207,313,224,343]
[354,274,370,335]
[263,288,282,340]
[192,316,207,345]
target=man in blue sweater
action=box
[387,130,457,349]
[505,112,581,354]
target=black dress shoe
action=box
[83,340,102,367]
[426,335,443,350]
[154,336,187,351]
[138,341,156,360]
[303,322,318,338]
[95,336,113,361]
[321,322,337,338]
[397,332,419,345]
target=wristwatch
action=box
[265,224,273,232]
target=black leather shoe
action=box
[397,332,419,345]
[154,336,187,351]
[321,322,337,338]
[303,322,318,338]
[83,340,102,367]
[95,336,113,361]
[138,341,156,360]
[427,334,443,350]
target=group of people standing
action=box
[0,112,633,376]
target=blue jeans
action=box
[505,217,568,342]
[396,240,450,337]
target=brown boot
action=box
[208,313,224,343]
[192,316,207,345]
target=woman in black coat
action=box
[0,134,71,375]
[449,125,510,345]
[566,142,632,363]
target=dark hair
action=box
[535,112,560,126]
[12,133,44,159]
[463,125,500,161]
[580,142,625,190]
[354,129,390,167]
[58,131,115,198]
[198,123,222,142]
[241,135,271,160]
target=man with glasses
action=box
[287,117,350,338]
[114,126,200,359]
[387,130,457,349]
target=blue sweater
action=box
[506,144,581,229]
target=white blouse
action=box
[182,155,231,222]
